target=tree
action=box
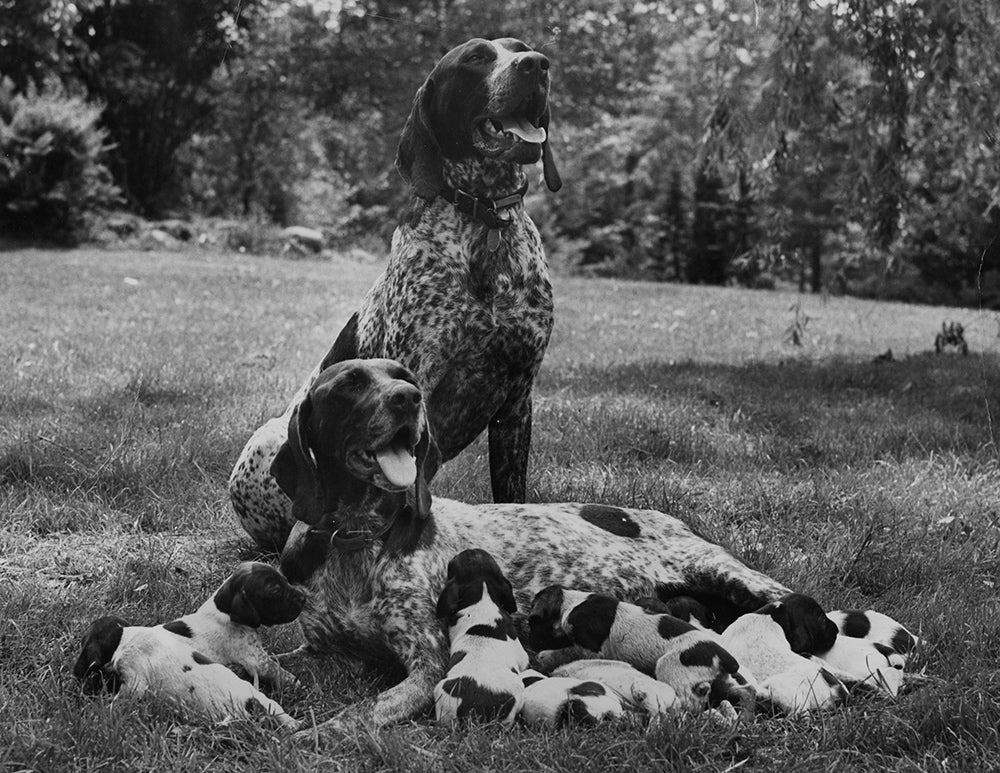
[70,0,262,215]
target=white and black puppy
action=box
[720,599,848,716]
[162,561,305,691]
[519,669,624,727]
[827,609,919,661]
[552,659,679,719]
[73,615,300,730]
[433,549,529,726]
[653,631,756,716]
[527,585,702,672]
[812,635,905,696]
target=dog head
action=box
[654,632,752,714]
[213,561,306,628]
[396,37,561,199]
[73,615,129,694]
[526,585,578,651]
[435,548,517,624]
[270,359,439,533]
[756,593,839,655]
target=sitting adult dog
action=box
[73,616,300,730]
[163,561,305,691]
[433,549,528,725]
[229,36,562,551]
[271,358,830,733]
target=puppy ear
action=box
[74,616,127,693]
[215,574,263,628]
[270,395,324,526]
[494,573,518,615]
[396,80,443,200]
[540,106,562,192]
[412,423,440,520]
[435,578,460,620]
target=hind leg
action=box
[229,415,296,551]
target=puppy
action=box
[653,632,756,716]
[720,604,848,716]
[827,609,919,661]
[73,616,300,730]
[519,669,624,727]
[162,561,305,690]
[552,660,679,719]
[433,549,529,726]
[813,635,905,696]
[758,593,840,656]
[528,585,701,673]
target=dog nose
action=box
[517,52,549,75]
[389,383,422,409]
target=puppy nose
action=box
[517,52,549,75]
[389,383,422,409]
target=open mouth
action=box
[474,99,547,157]
[361,425,418,491]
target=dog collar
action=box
[328,524,392,552]
[439,181,529,251]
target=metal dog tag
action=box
[487,228,502,252]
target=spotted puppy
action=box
[551,660,679,719]
[812,634,905,696]
[519,669,624,727]
[433,549,529,726]
[828,609,919,661]
[527,585,755,715]
[720,596,847,716]
[271,359,832,731]
[229,36,563,552]
[163,561,305,691]
[528,585,709,673]
[73,616,300,730]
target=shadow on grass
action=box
[535,352,1000,470]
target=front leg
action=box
[488,382,533,503]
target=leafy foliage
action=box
[0,78,120,243]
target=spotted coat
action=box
[228,37,560,551]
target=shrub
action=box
[0,79,121,244]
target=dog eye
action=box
[463,53,485,64]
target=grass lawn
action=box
[2,246,999,772]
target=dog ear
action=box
[540,105,562,192]
[214,572,263,628]
[396,79,443,200]
[270,395,324,526]
[412,422,440,520]
[74,616,127,693]
[435,578,460,620]
[491,573,518,615]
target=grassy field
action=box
[2,246,1000,772]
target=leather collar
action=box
[439,181,529,230]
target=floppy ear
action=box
[540,105,562,192]
[435,578,460,620]
[395,80,443,200]
[270,395,324,526]
[214,574,263,628]
[493,574,517,615]
[412,423,440,520]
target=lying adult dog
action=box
[229,36,562,551]
[272,358,829,732]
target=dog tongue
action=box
[375,442,417,488]
[500,116,546,144]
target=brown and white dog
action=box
[162,561,305,691]
[720,596,848,716]
[268,358,835,734]
[73,616,300,730]
[519,669,624,727]
[433,549,528,726]
[229,36,562,552]
[527,585,755,715]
